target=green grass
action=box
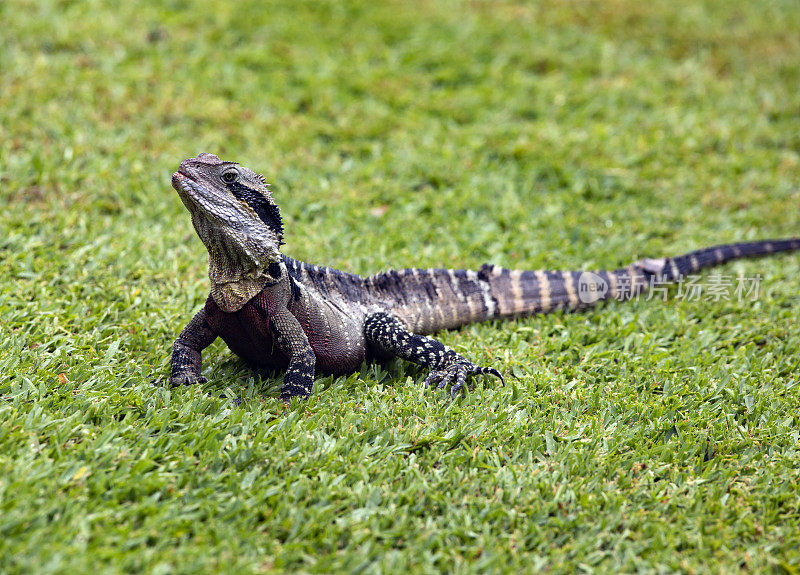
[2,0,800,572]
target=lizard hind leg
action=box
[364,312,504,398]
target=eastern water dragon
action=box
[167,153,799,401]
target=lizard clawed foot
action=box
[161,373,208,387]
[423,356,504,398]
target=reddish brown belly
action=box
[203,295,365,375]
[204,295,289,371]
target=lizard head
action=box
[172,153,283,281]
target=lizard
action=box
[167,153,800,401]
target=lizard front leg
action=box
[364,312,503,398]
[169,308,218,386]
[265,306,316,401]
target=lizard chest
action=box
[203,292,367,375]
[204,295,289,371]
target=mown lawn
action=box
[2,0,799,572]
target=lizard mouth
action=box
[171,170,207,202]
[171,170,194,189]
[171,169,232,222]
[171,170,208,210]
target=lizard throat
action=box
[190,213,276,312]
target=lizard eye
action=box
[221,169,238,184]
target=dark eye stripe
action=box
[226,181,284,244]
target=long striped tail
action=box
[483,238,800,320]
[373,238,799,333]
[649,238,800,282]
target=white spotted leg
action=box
[364,312,504,397]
